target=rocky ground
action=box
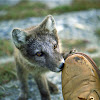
[0,9,100,100]
[0,9,100,41]
[0,72,63,100]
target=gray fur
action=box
[12,15,64,100]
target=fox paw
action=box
[17,94,28,100]
[18,96,28,100]
[48,81,59,94]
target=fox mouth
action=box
[59,62,64,71]
[55,59,65,72]
[56,62,64,72]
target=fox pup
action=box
[12,15,64,100]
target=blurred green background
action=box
[0,0,100,20]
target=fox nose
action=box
[59,62,64,71]
[59,58,65,71]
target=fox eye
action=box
[54,44,57,49]
[36,52,43,57]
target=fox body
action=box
[12,15,64,100]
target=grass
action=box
[95,28,100,38]
[0,39,15,85]
[51,0,100,14]
[0,62,16,98]
[0,0,100,20]
[0,62,16,85]
[86,48,98,54]
[0,39,13,57]
[0,1,48,20]
[93,57,100,69]
[61,39,88,52]
[0,90,5,98]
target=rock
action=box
[0,0,20,6]
[0,10,100,40]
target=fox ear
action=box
[12,28,27,49]
[40,15,56,32]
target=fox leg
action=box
[16,62,28,100]
[34,74,51,100]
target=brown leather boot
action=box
[62,53,100,100]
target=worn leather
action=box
[62,53,100,100]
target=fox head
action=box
[12,15,64,72]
